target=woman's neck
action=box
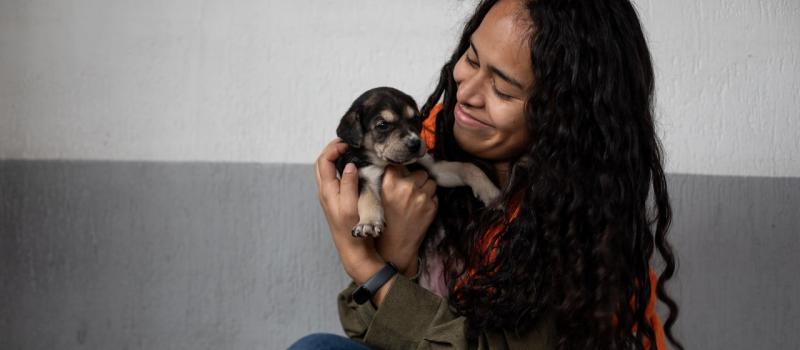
[495,162,510,189]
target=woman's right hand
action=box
[375,166,438,277]
[315,139,385,285]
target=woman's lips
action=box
[454,104,491,129]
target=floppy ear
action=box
[336,110,363,148]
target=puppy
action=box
[336,87,501,238]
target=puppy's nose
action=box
[406,138,421,153]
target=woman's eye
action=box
[494,88,513,100]
[465,55,479,68]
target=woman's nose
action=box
[456,70,485,108]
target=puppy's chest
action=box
[337,149,428,193]
[334,149,373,175]
[358,161,428,193]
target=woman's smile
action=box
[454,103,493,130]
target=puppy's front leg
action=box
[352,166,385,238]
[417,154,501,205]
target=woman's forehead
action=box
[472,1,534,88]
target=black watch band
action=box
[352,262,398,305]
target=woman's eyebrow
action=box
[469,40,525,90]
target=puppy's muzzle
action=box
[386,135,427,165]
[406,138,421,155]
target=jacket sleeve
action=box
[337,273,555,350]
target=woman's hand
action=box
[315,139,384,284]
[375,165,438,277]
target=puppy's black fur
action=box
[336,87,423,173]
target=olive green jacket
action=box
[337,273,556,350]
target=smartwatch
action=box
[352,262,398,305]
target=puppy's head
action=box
[337,87,426,165]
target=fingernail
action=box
[344,163,356,174]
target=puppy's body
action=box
[336,87,500,237]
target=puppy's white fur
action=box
[352,154,501,238]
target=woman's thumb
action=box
[340,163,359,200]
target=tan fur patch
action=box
[405,106,415,118]
[380,110,397,122]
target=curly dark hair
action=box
[418,0,684,349]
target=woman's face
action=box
[452,0,534,162]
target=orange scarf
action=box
[421,103,667,349]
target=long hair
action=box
[420,0,684,349]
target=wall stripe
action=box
[1,160,798,349]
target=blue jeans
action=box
[287,333,373,350]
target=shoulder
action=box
[421,103,443,151]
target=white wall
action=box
[1,0,798,177]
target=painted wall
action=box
[1,0,798,176]
[1,1,798,349]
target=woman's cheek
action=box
[487,104,530,157]
[493,103,526,132]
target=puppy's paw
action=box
[473,182,501,206]
[351,221,385,238]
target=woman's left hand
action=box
[374,165,438,278]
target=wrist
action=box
[350,261,399,307]
[377,249,419,275]
[399,256,420,278]
[370,274,397,307]
[347,256,386,285]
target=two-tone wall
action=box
[1,1,798,349]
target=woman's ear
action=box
[336,110,363,148]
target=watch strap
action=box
[352,262,398,305]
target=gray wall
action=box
[2,161,799,349]
[1,162,346,348]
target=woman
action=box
[296,0,683,349]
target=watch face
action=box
[352,287,371,305]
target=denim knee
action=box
[287,333,373,350]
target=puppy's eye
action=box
[375,120,392,131]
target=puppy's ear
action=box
[336,110,363,148]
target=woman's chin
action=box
[454,124,491,157]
